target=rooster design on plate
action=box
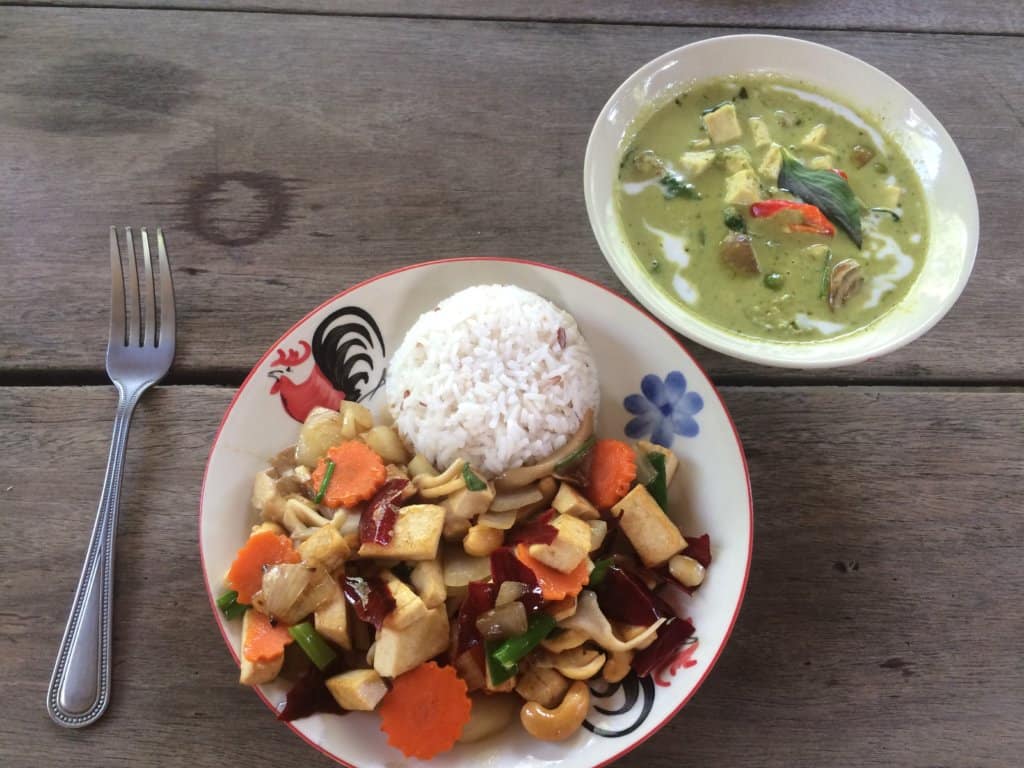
[268,306,386,422]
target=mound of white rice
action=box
[386,285,600,477]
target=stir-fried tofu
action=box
[380,570,428,630]
[443,485,494,539]
[748,116,772,148]
[359,504,445,561]
[678,150,717,178]
[314,580,351,649]
[702,102,742,144]
[551,482,599,520]
[410,558,446,608]
[587,519,608,552]
[527,514,591,573]
[724,169,763,206]
[325,669,388,711]
[611,485,686,567]
[373,607,450,678]
[298,524,351,572]
[515,665,571,709]
[635,440,680,485]
[251,470,287,522]
[238,610,285,685]
[758,143,783,181]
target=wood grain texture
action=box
[1,385,1021,767]
[2,0,1023,35]
[0,9,1021,383]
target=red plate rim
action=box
[197,256,754,768]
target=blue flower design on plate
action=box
[624,371,704,447]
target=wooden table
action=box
[2,3,1022,766]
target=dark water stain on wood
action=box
[11,52,200,135]
[880,657,915,677]
[184,172,298,247]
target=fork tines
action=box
[108,227,174,349]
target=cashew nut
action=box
[602,650,634,684]
[553,647,606,681]
[541,628,589,654]
[463,524,504,557]
[520,681,590,741]
[669,554,706,588]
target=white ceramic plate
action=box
[585,34,979,368]
[199,258,752,767]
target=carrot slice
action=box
[243,610,293,662]
[585,438,637,510]
[312,441,387,508]
[378,661,472,759]
[515,544,589,601]
[226,530,301,604]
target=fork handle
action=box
[47,390,141,727]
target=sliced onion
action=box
[443,544,492,587]
[495,580,527,606]
[494,409,594,492]
[475,600,528,640]
[253,563,313,621]
[478,508,517,530]
[489,486,543,513]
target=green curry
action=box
[616,75,928,341]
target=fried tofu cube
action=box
[611,485,686,567]
[551,482,599,520]
[358,504,444,561]
[410,558,446,608]
[443,485,494,540]
[314,581,351,649]
[527,514,591,573]
[721,146,754,175]
[758,143,783,181]
[635,441,680,486]
[238,610,284,686]
[298,524,351,572]
[325,669,388,711]
[380,570,428,630]
[251,470,286,522]
[723,169,762,206]
[587,519,608,552]
[515,665,570,709]
[702,102,743,144]
[373,607,450,678]
[748,116,772,148]
[678,150,717,178]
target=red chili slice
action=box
[359,478,408,546]
[749,199,835,237]
[506,509,558,547]
[342,575,396,629]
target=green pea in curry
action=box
[616,75,929,341]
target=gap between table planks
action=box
[1,0,1022,36]
[0,8,1021,384]
[0,385,1021,767]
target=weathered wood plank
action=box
[1,385,1021,766]
[0,9,1020,382]
[3,0,1023,36]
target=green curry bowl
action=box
[584,35,978,368]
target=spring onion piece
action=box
[461,464,487,492]
[487,612,557,680]
[645,452,668,510]
[588,557,613,588]
[484,639,517,686]
[216,590,248,620]
[288,621,337,671]
[553,435,596,475]
[312,459,335,504]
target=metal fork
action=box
[46,227,176,728]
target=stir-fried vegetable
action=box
[645,452,669,510]
[216,589,248,620]
[288,621,338,671]
[778,149,862,247]
[486,612,557,684]
[379,662,472,760]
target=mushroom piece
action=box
[719,233,760,275]
[630,149,667,178]
[828,258,864,310]
[494,410,594,492]
[560,591,666,653]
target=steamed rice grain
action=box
[386,285,599,477]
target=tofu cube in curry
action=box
[611,484,687,567]
[325,669,388,711]
[723,169,762,206]
[527,513,591,573]
[373,606,450,678]
[358,503,445,560]
[678,150,717,179]
[701,102,743,144]
[748,116,772,148]
[757,143,783,181]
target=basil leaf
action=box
[778,150,862,248]
[659,173,701,200]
